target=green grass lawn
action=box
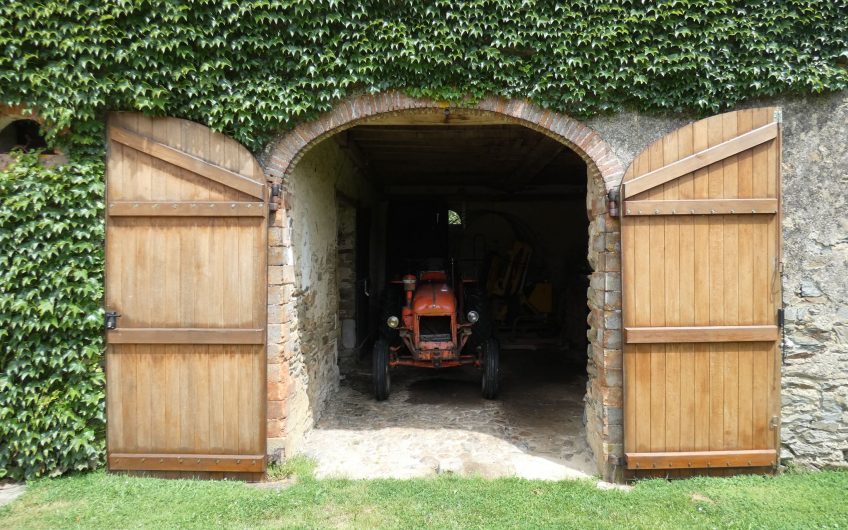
[1,461,846,529]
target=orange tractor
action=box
[372,261,499,401]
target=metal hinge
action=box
[773,109,783,124]
[777,308,785,328]
[105,310,121,330]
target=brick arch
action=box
[263,92,624,190]
[261,91,626,482]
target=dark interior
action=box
[0,119,51,153]
[339,123,591,364]
[326,122,595,472]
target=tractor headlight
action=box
[467,311,479,324]
[387,316,400,329]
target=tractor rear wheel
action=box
[372,338,391,401]
[481,337,499,400]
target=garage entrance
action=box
[263,94,626,481]
[279,118,602,478]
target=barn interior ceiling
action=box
[337,125,587,198]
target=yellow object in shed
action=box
[526,282,553,314]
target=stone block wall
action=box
[777,93,848,469]
[262,138,375,461]
[583,162,625,480]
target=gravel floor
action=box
[301,346,596,480]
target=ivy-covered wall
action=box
[1,1,846,479]
[0,150,104,480]
[2,1,846,149]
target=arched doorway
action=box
[262,92,625,480]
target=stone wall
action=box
[263,138,375,461]
[777,92,848,469]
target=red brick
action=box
[267,381,286,400]
[267,400,283,419]
[267,419,283,438]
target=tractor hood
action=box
[412,282,456,315]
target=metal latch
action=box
[777,308,785,328]
[105,311,121,330]
[769,416,780,430]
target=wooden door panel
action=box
[621,108,781,475]
[106,219,263,328]
[105,113,267,478]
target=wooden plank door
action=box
[621,108,782,475]
[105,113,267,479]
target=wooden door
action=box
[105,113,267,479]
[621,108,782,475]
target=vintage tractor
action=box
[372,263,499,401]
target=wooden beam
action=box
[107,328,264,345]
[109,126,265,199]
[626,450,777,470]
[623,198,778,216]
[382,184,586,196]
[109,453,265,473]
[108,201,266,217]
[625,325,779,344]
[623,122,778,198]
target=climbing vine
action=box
[0,0,846,479]
[0,149,105,480]
[1,1,846,150]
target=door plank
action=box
[663,130,681,457]
[626,449,777,470]
[108,201,265,217]
[721,112,740,451]
[107,328,264,344]
[110,453,265,473]
[623,198,777,216]
[648,138,667,454]
[676,123,696,456]
[109,126,265,199]
[623,122,778,198]
[625,326,779,343]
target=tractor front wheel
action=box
[481,337,500,400]
[372,338,391,401]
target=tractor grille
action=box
[418,316,452,342]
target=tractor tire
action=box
[372,338,391,401]
[481,337,500,400]
[378,286,403,340]
[465,285,493,349]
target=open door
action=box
[105,113,267,479]
[621,108,782,475]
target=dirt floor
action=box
[300,345,595,480]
